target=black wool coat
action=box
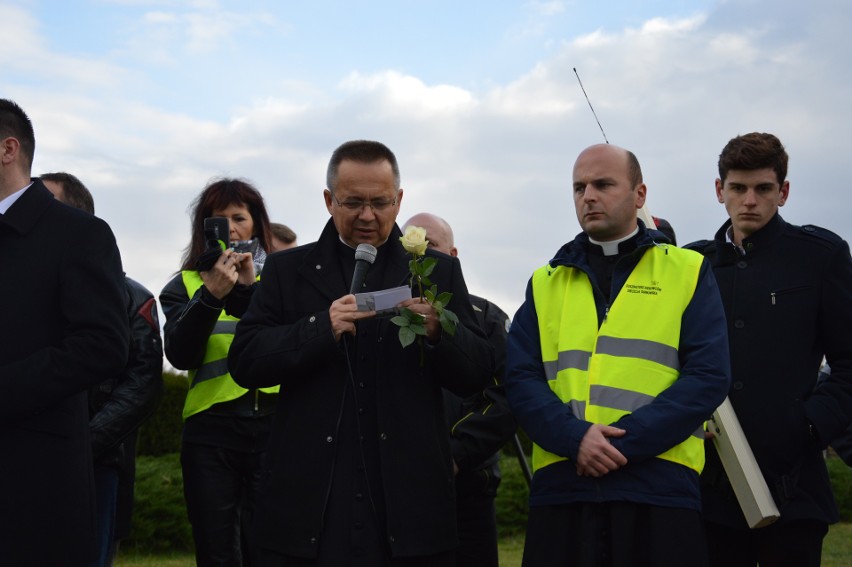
[0,180,129,566]
[687,213,852,528]
[228,219,494,560]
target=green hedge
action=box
[137,371,187,456]
[496,450,530,537]
[127,388,852,552]
[827,455,852,521]
[125,453,193,554]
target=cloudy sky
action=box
[3,0,850,318]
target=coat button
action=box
[736,260,747,269]
[310,537,317,544]
[326,436,333,443]
[733,381,744,391]
[734,320,745,329]
[309,315,316,323]
[380,433,388,440]
[315,264,322,270]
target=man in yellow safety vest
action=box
[505,143,731,567]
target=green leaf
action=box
[437,292,453,306]
[390,315,409,327]
[444,308,459,325]
[410,323,428,336]
[421,257,437,276]
[399,326,416,348]
[439,308,460,336]
[424,288,435,303]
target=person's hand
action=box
[329,294,376,342]
[398,297,441,343]
[575,423,628,477]
[232,252,256,286]
[200,250,240,300]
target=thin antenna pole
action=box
[573,67,609,144]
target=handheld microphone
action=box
[349,243,378,294]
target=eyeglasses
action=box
[332,192,399,213]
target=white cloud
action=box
[6,0,852,317]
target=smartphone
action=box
[203,217,230,251]
[232,239,256,254]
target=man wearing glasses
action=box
[229,140,494,566]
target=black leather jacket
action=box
[90,277,164,468]
[444,294,517,496]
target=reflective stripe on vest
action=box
[530,245,705,474]
[180,271,278,420]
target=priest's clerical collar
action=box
[589,226,639,256]
[338,235,389,249]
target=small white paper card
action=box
[354,286,412,316]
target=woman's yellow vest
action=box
[531,245,705,474]
[181,271,279,421]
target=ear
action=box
[715,179,724,203]
[323,189,334,215]
[634,183,647,209]
[0,137,20,165]
[778,180,790,207]
[450,246,459,258]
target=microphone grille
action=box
[354,243,378,264]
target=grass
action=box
[115,523,852,567]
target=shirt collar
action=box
[0,182,33,214]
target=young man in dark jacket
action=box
[0,100,130,567]
[687,132,852,567]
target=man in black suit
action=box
[228,140,494,566]
[0,99,130,566]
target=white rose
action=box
[400,225,428,255]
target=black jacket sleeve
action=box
[448,297,517,471]
[90,278,164,459]
[159,273,223,370]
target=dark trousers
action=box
[455,472,498,567]
[85,465,119,567]
[704,519,828,567]
[182,442,265,567]
[522,502,708,567]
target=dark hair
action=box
[718,132,788,185]
[270,222,297,244]
[326,140,400,193]
[626,150,643,188]
[180,178,273,271]
[0,99,35,172]
[653,216,677,246]
[41,172,95,214]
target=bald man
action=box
[402,213,516,567]
[505,144,731,567]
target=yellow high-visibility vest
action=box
[530,245,705,474]
[181,271,279,420]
